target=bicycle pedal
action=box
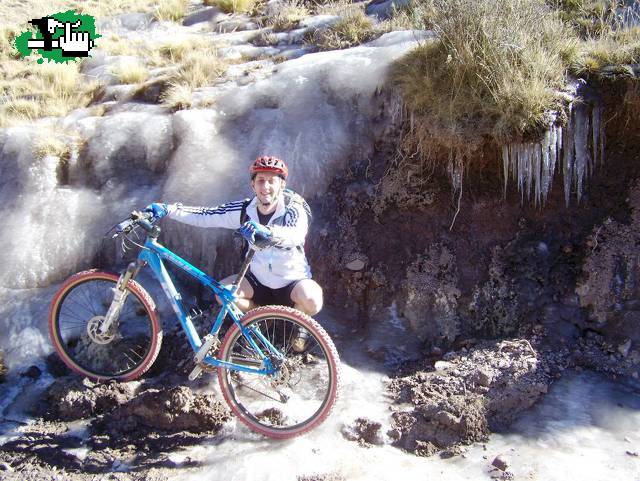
[188,363,204,381]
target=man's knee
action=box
[292,280,323,316]
[303,294,323,316]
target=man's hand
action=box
[239,220,272,243]
[144,203,169,219]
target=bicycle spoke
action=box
[52,275,157,379]
[220,310,338,435]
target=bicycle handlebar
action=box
[112,211,156,238]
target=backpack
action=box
[239,189,312,256]
[240,189,312,225]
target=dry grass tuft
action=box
[155,0,190,22]
[169,52,227,88]
[110,60,149,84]
[161,83,194,110]
[251,29,279,47]
[566,1,640,77]
[266,0,310,32]
[393,0,572,154]
[0,0,162,28]
[33,130,73,161]
[205,0,259,14]
[305,7,379,50]
[0,61,101,127]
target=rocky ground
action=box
[1,323,635,480]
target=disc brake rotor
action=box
[87,316,116,345]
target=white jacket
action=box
[166,194,311,289]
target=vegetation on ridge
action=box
[391,0,639,173]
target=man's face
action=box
[251,172,285,207]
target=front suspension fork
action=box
[100,261,143,334]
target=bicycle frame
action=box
[135,235,280,375]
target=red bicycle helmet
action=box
[249,156,288,179]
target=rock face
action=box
[577,181,640,348]
[388,339,564,455]
[311,77,640,382]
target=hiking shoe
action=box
[292,328,309,353]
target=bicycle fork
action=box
[99,261,142,335]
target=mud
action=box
[38,377,143,421]
[341,417,385,446]
[2,335,230,478]
[387,338,569,456]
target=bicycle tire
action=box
[48,270,162,381]
[218,305,340,439]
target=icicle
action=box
[532,142,541,206]
[541,129,552,204]
[563,107,574,207]
[517,143,525,202]
[573,103,591,203]
[502,145,509,198]
[500,97,604,207]
[544,125,559,202]
[526,143,534,203]
[592,105,600,169]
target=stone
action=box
[434,360,454,371]
[21,365,42,379]
[345,258,366,271]
[618,339,632,357]
[365,0,411,20]
[471,368,493,387]
[492,454,509,471]
[183,7,227,26]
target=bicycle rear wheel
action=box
[48,270,162,381]
[218,306,340,439]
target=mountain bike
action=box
[48,211,341,439]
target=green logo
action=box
[14,10,100,64]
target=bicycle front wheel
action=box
[218,306,341,439]
[48,270,162,381]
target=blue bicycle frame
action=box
[136,235,281,375]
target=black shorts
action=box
[246,271,300,308]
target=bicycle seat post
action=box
[231,249,256,294]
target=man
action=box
[145,156,322,350]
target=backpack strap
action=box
[239,198,252,259]
[240,198,251,225]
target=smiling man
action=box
[145,156,322,351]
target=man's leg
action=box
[290,279,324,316]
[217,274,256,312]
[290,279,323,352]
